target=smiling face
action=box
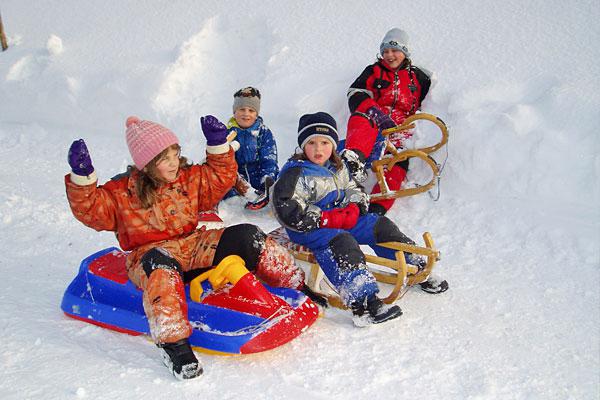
[153,145,181,182]
[382,48,406,70]
[234,107,258,129]
[303,136,334,166]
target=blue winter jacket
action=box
[227,116,279,190]
[272,158,368,233]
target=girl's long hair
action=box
[133,144,190,208]
[291,146,344,171]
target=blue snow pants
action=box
[287,213,405,306]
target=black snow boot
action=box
[158,338,203,380]
[367,202,387,216]
[351,295,403,327]
[419,275,449,294]
[405,253,427,272]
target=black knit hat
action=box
[297,112,339,149]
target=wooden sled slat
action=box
[268,227,440,308]
[372,112,449,200]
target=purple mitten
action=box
[367,107,396,130]
[68,139,94,176]
[200,115,228,146]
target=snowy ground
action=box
[0,1,598,399]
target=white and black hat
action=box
[297,112,339,149]
[380,28,411,58]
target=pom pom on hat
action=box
[125,117,179,169]
[126,116,141,128]
[233,86,261,114]
[380,28,411,58]
[297,112,339,149]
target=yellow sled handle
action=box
[381,113,449,154]
[189,255,249,302]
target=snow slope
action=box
[0,1,598,398]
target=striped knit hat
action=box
[125,116,179,169]
[297,112,339,149]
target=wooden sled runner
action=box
[370,112,449,200]
[269,227,440,309]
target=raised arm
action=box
[65,139,119,232]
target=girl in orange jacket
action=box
[65,115,306,380]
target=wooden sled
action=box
[268,227,440,309]
[370,113,449,200]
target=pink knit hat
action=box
[125,116,179,169]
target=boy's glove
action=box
[245,176,275,211]
[320,203,359,230]
[340,148,367,183]
[200,115,228,146]
[367,106,396,130]
[348,191,370,215]
[68,139,94,176]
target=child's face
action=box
[304,136,333,166]
[382,48,406,69]
[155,146,180,182]
[234,107,258,129]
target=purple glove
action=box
[367,107,396,130]
[200,115,228,146]
[68,139,94,176]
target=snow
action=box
[0,0,598,398]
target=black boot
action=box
[367,203,387,216]
[158,339,203,380]
[405,253,427,272]
[419,276,449,294]
[351,295,402,327]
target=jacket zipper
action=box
[391,70,399,116]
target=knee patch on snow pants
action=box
[373,216,415,245]
[371,216,418,261]
[141,247,183,278]
[212,224,305,289]
[329,232,366,270]
[213,223,265,270]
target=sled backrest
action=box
[88,249,129,284]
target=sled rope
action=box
[428,139,449,201]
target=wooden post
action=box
[0,11,8,51]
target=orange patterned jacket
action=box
[65,149,236,251]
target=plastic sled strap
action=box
[189,255,249,302]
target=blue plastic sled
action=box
[61,247,319,355]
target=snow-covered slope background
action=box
[0,1,598,398]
